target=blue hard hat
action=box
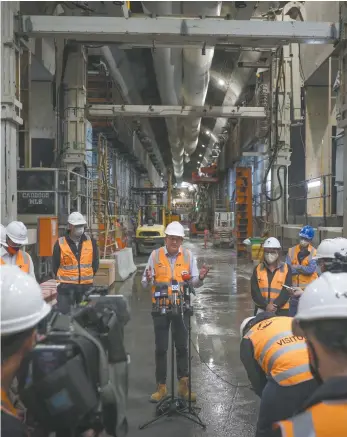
[299,225,314,240]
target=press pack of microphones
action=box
[153,272,195,314]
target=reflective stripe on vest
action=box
[288,244,318,289]
[256,262,289,309]
[56,236,93,284]
[245,317,312,386]
[151,246,191,304]
[0,251,30,273]
[275,400,347,437]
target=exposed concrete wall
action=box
[305,86,336,216]
[301,2,339,82]
[30,81,56,139]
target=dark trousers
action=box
[256,378,318,437]
[152,312,189,384]
[57,283,90,314]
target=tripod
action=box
[139,287,206,430]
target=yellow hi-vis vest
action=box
[256,262,290,309]
[245,316,313,386]
[56,236,93,284]
[151,246,191,304]
[288,244,318,289]
[0,250,30,273]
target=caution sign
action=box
[17,192,55,215]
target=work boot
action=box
[178,377,196,402]
[150,384,168,403]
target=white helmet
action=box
[165,221,185,238]
[67,212,87,226]
[6,221,28,245]
[333,237,347,256]
[0,266,51,336]
[295,272,347,321]
[0,224,8,247]
[313,238,343,260]
[240,316,256,337]
[263,237,281,249]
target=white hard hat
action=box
[6,221,28,245]
[165,221,185,238]
[240,316,256,337]
[313,239,339,260]
[263,237,281,249]
[295,272,347,321]
[0,266,51,336]
[67,212,87,226]
[333,237,347,256]
[0,224,8,247]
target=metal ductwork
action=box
[142,1,221,180]
[181,2,222,156]
[141,1,183,179]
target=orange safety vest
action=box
[275,400,347,436]
[256,262,290,310]
[245,317,312,386]
[288,244,318,289]
[151,246,191,304]
[0,250,30,273]
[56,236,93,284]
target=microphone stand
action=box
[139,282,206,430]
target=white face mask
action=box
[265,253,279,264]
[300,239,309,248]
[72,226,84,238]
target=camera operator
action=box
[1,266,51,437]
[141,221,209,403]
[52,212,99,314]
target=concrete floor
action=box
[112,240,259,437]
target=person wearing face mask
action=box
[286,226,318,316]
[240,313,317,437]
[274,270,347,437]
[52,212,99,314]
[0,221,35,278]
[251,237,292,316]
[1,266,51,437]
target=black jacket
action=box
[251,262,292,310]
[273,376,347,436]
[1,410,28,437]
[52,232,99,279]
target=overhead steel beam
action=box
[18,15,339,48]
[87,104,267,119]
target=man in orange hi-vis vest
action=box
[142,221,209,404]
[0,222,35,278]
[240,313,317,437]
[273,271,347,437]
[52,212,99,314]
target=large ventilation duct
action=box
[181,2,222,156]
[141,1,183,179]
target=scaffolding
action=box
[92,133,119,257]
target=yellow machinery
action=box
[135,204,166,254]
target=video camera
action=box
[19,286,130,437]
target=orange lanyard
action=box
[1,387,18,417]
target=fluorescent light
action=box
[206,130,210,135]
[307,180,321,189]
[218,78,225,87]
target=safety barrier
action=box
[40,279,58,306]
[114,247,137,282]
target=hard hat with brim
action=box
[1,266,51,336]
[6,221,28,245]
[68,212,87,226]
[165,221,185,238]
[295,272,347,321]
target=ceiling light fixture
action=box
[202,144,205,148]
[206,130,210,135]
[218,78,225,87]
[199,154,202,157]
